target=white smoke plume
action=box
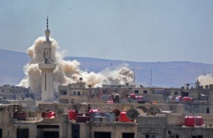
[197,74,213,86]
[18,37,134,92]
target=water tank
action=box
[93,116,100,122]
[14,112,26,120]
[89,109,100,113]
[91,112,100,120]
[136,96,143,100]
[48,111,56,119]
[68,110,77,120]
[93,116,107,122]
[76,116,90,123]
[107,101,114,104]
[130,93,136,99]
[104,112,115,122]
[120,111,130,122]
[195,116,203,126]
[185,115,194,127]
[183,97,193,102]
[175,96,182,102]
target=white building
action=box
[39,18,56,102]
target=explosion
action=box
[18,37,134,92]
[197,74,213,87]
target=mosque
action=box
[1,19,213,138]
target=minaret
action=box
[39,17,56,102]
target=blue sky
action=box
[0,0,213,64]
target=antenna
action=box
[46,16,49,29]
[133,68,136,85]
[150,68,152,87]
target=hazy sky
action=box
[0,0,213,64]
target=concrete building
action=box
[0,85,29,100]
[58,82,91,104]
[1,102,213,138]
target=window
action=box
[17,129,29,138]
[155,90,163,94]
[207,108,209,114]
[94,132,111,138]
[182,92,189,97]
[192,136,203,138]
[78,92,80,96]
[43,131,59,138]
[72,124,80,138]
[0,129,2,138]
[143,90,147,94]
[146,134,157,138]
[60,90,67,95]
[174,91,178,95]
[134,90,139,94]
[73,92,76,95]
[167,91,171,95]
[122,133,134,138]
[170,135,179,138]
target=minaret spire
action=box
[45,16,50,42]
[46,16,49,29]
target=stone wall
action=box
[0,112,14,138]
[89,122,137,138]
[168,127,213,138]
[167,113,184,126]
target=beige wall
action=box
[90,123,137,138]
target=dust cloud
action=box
[18,37,134,92]
[197,74,213,87]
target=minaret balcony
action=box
[39,63,56,70]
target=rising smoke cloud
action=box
[18,37,134,92]
[197,74,213,87]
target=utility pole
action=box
[150,68,152,87]
[133,68,136,86]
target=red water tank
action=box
[120,111,130,122]
[47,111,56,119]
[188,97,193,102]
[183,97,193,102]
[68,110,77,120]
[136,96,143,100]
[14,112,26,120]
[107,101,114,104]
[89,109,100,113]
[195,116,203,126]
[185,115,194,127]
[130,93,136,99]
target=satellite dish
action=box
[126,108,139,122]
[136,106,148,113]
[136,108,145,115]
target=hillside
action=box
[1,49,213,88]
